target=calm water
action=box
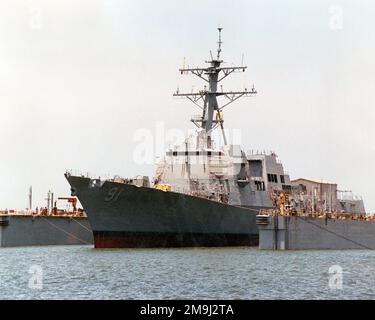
[0,245,374,299]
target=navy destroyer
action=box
[65,28,374,248]
[65,28,296,248]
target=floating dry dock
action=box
[256,179,375,250]
[0,196,93,247]
[0,214,93,247]
[257,215,375,250]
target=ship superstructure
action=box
[289,178,365,215]
[154,28,291,208]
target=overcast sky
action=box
[1,0,374,212]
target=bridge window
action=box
[267,174,278,183]
[280,175,285,184]
[255,181,265,191]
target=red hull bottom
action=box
[93,231,258,248]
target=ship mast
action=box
[173,28,257,148]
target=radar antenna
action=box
[217,27,223,60]
[173,28,257,148]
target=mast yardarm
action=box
[173,28,257,148]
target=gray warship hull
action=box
[65,175,264,248]
[0,215,93,247]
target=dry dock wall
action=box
[258,216,375,250]
[0,215,93,247]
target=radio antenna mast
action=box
[174,28,257,148]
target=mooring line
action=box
[295,215,373,250]
[40,216,92,245]
[71,217,92,233]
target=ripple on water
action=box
[0,246,374,299]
